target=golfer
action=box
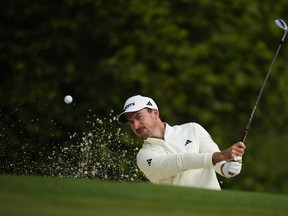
[118,95,246,190]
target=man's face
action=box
[126,108,159,139]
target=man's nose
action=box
[132,121,140,129]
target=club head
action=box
[275,19,287,31]
[275,19,288,41]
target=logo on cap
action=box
[124,102,135,111]
[146,101,153,106]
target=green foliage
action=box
[1,0,288,193]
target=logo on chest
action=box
[147,159,152,166]
[184,139,192,146]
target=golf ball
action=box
[64,95,73,104]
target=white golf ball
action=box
[64,95,73,104]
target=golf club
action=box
[240,19,288,143]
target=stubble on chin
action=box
[136,129,150,140]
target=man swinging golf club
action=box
[117,19,288,190]
[118,95,246,190]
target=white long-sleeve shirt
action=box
[136,122,226,190]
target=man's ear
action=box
[152,109,160,119]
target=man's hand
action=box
[212,142,246,165]
[221,157,242,178]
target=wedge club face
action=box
[275,19,288,41]
[275,19,287,30]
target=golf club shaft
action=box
[240,32,286,143]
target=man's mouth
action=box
[136,127,145,135]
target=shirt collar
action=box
[163,123,173,140]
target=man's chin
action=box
[137,133,149,140]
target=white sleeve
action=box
[137,149,214,182]
[195,123,226,175]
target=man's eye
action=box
[136,114,142,120]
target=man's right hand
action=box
[212,142,246,165]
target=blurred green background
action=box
[1,0,288,194]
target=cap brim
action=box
[117,112,128,124]
[117,107,143,124]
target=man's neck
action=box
[150,122,166,140]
